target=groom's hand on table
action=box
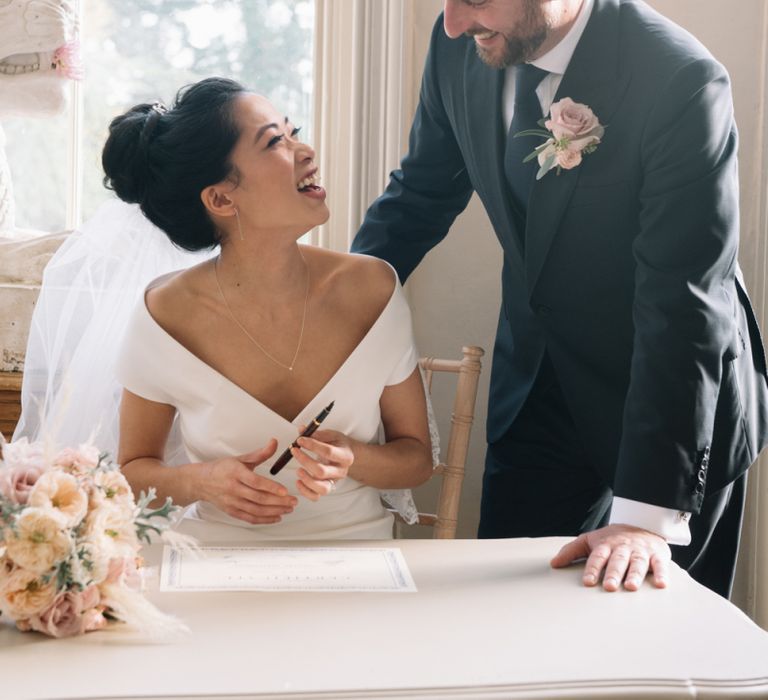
[290,428,354,501]
[200,438,298,525]
[550,524,671,592]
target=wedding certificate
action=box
[160,545,417,592]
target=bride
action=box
[17,77,433,539]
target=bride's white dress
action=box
[115,269,419,540]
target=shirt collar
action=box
[529,0,594,76]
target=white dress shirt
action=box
[502,0,691,546]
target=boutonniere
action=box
[515,97,605,179]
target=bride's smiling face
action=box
[224,93,329,237]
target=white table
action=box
[3,522,768,699]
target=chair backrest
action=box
[409,345,484,539]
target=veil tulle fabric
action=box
[14,198,430,524]
[13,199,212,456]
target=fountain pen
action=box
[269,401,335,475]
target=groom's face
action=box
[443,0,550,68]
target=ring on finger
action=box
[327,479,336,491]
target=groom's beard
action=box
[471,5,549,69]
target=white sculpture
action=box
[0,0,79,235]
[0,126,14,232]
[0,0,72,57]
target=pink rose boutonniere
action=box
[515,97,605,179]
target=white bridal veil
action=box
[14,198,430,524]
[13,199,213,455]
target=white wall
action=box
[401,0,768,619]
[402,0,498,540]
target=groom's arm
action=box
[615,57,739,515]
[352,17,473,282]
[554,56,740,589]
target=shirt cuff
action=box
[609,496,692,546]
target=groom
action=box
[352,0,768,597]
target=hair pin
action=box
[150,102,168,115]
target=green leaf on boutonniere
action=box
[536,154,556,180]
[522,141,554,163]
[513,129,552,139]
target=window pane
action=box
[4,112,70,234]
[80,0,315,221]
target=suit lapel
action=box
[525,0,630,296]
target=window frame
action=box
[60,0,326,233]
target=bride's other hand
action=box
[200,438,298,524]
[291,429,354,501]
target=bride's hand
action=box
[291,429,355,501]
[199,438,298,524]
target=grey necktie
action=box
[504,64,550,218]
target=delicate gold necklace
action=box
[213,250,310,372]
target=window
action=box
[4,0,314,234]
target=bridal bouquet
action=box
[0,438,185,638]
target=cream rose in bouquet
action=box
[514,97,605,179]
[0,438,188,638]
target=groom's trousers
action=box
[478,353,746,599]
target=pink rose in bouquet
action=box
[0,465,44,506]
[19,585,105,638]
[53,444,101,476]
[0,439,46,505]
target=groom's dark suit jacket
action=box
[352,0,768,515]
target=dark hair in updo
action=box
[102,77,247,251]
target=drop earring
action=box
[234,207,244,241]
